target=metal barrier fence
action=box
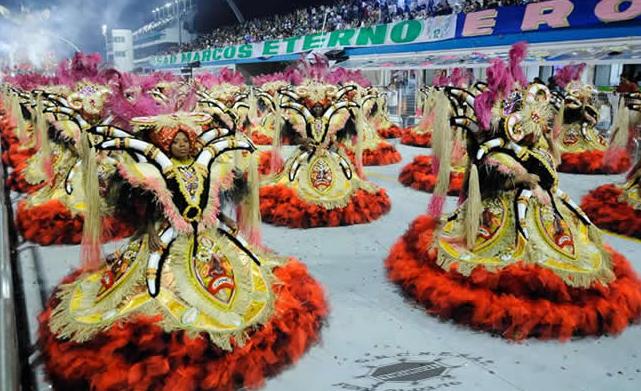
[0,158,19,391]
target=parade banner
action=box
[151,15,457,66]
[152,0,641,67]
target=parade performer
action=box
[250,71,300,146]
[14,53,135,245]
[259,69,391,228]
[581,92,641,238]
[329,68,401,166]
[39,107,328,391]
[386,55,641,340]
[370,87,402,139]
[555,64,631,174]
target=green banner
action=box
[151,14,456,67]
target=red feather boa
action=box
[39,260,327,391]
[377,125,402,139]
[257,150,284,177]
[400,129,432,148]
[251,132,273,146]
[558,149,631,174]
[385,215,641,340]
[6,160,46,193]
[398,155,463,195]
[344,142,402,166]
[581,184,641,239]
[16,200,136,245]
[260,184,391,228]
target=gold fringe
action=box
[432,91,453,197]
[248,89,259,130]
[610,99,630,148]
[80,133,103,270]
[11,95,27,142]
[270,107,284,172]
[354,107,366,176]
[464,164,482,248]
[239,152,262,243]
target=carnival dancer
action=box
[399,69,471,148]
[386,55,641,340]
[14,54,136,245]
[329,68,402,166]
[370,86,403,139]
[581,92,641,238]
[39,107,328,391]
[259,73,391,228]
[555,64,631,174]
[250,71,301,146]
[195,68,250,133]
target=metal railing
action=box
[0,158,19,391]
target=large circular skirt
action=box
[259,184,391,228]
[344,142,402,166]
[16,199,136,245]
[377,125,402,139]
[385,215,641,340]
[400,130,431,148]
[39,259,328,391]
[398,155,463,195]
[581,184,641,239]
[558,149,631,174]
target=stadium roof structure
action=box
[337,37,641,70]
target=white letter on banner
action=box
[595,0,641,22]
[521,0,574,31]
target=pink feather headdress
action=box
[4,72,55,90]
[195,68,246,89]
[474,59,514,130]
[55,52,107,87]
[508,41,528,88]
[554,63,586,88]
[450,68,472,88]
[432,72,450,87]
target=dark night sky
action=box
[0,0,337,54]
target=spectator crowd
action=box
[160,0,541,55]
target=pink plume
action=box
[450,68,468,88]
[432,72,450,87]
[195,72,218,89]
[554,63,586,88]
[474,59,513,130]
[509,41,528,87]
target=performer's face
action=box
[312,104,324,117]
[171,132,191,160]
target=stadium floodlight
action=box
[166,3,172,7]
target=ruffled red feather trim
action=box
[259,184,391,228]
[400,130,432,148]
[344,142,402,166]
[581,184,641,239]
[377,125,402,139]
[558,149,631,174]
[5,161,46,193]
[398,155,463,195]
[16,199,136,245]
[258,150,284,177]
[385,214,641,340]
[251,132,273,146]
[38,259,327,391]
